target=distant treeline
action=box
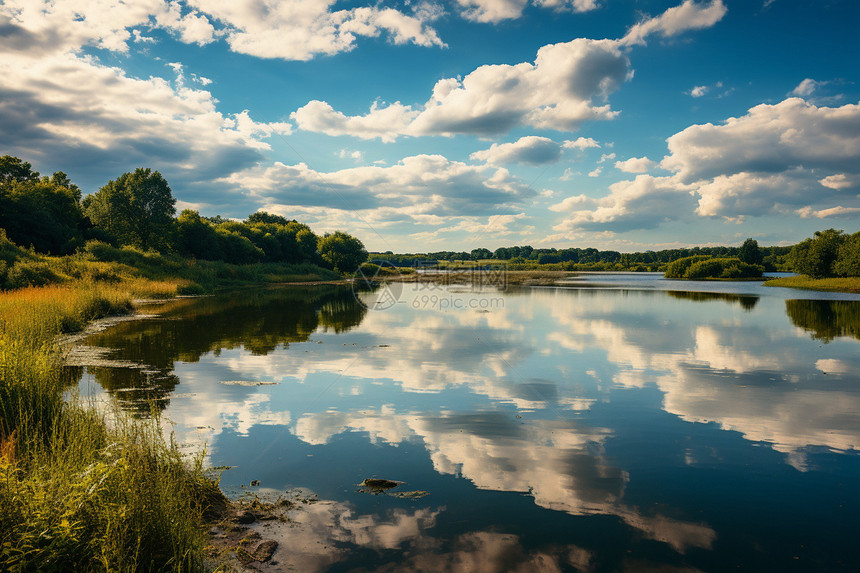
[372,242,792,272]
[0,155,367,274]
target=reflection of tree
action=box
[667,290,759,310]
[785,299,860,342]
[76,286,366,413]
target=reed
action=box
[0,279,221,572]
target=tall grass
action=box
[0,280,222,571]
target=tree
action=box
[0,155,40,184]
[833,231,860,277]
[83,168,176,251]
[247,211,291,226]
[0,158,86,254]
[738,238,764,265]
[788,229,846,278]
[318,231,368,273]
[175,209,222,260]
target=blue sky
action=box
[1,0,858,252]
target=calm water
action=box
[68,274,860,572]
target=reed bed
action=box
[0,279,221,572]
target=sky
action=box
[1,0,858,253]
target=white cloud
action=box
[470,136,563,165]
[664,98,860,182]
[0,43,291,191]
[690,85,708,97]
[536,0,601,14]
[290,1,729,140]
[456,0,599,24]
[563,137,601,150]
[155,1,218,45]
[620,0,727,46]
[410,38,630,136]
[587,167,602,177]
[661,98,860,218]
[615,156,655,173]
[549,194,593,212]
[694,171,813,217]
[797,205,860,219]
[820,173,860,190]
[554,175,696,232]
[597,152,616,163]
[294,37,631,139]
[219,154,537,217]
[0,0,444,62]
[456,0,528,23]
[790,78,823,97]
[292,100,417,142]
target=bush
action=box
[664,255,710,278]
[667,256,763,280]
[6,261,61,289]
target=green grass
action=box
[764,275,860,293]
[0,280,224,571]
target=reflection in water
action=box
[69,286,365,413]
[71,280,860,571]
[785,299,860,342]
[666,290,759,310]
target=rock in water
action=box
[252,540,278,563]
[359,478,400,490]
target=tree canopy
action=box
[83,168,176,252]
[318,231,368,273]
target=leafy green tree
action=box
[738,238,764,265]
[318,231,368,273]
[247,211,291,226]
[0,155,40,183]
[833,231,860,277]
[83,168,176,251]
[788,229,846,278]
[175,209,223,260]
[0,161,86,254]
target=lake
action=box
[67,273,859,572]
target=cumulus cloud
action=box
[549,194,593,212]
[661,98,860,218]
[819,173,860,190]
[470,136,564,165]
[689,85,708,97]
[408,38,630,136]
[219,154,537,217]
[203,1,445,61]
[560,98,860,231]
[293,37,631,139]
[0,0,444,62]
[797,205,860,219]
[457,0,599,24]
[291,100,417,142]
[621,0,727,46]
[0,43,290,191]
[790,78,824,97]
[554,175,696,232]
[615,156,655,173]
[563,137,601,150]
[290,1,729,140]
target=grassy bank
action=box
[0,280,226,571]
[764,275,860,294]
[1,233,341,294]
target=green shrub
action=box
[6,261,62,288]
[664,255,711,278]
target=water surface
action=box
[69,275,860,572]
